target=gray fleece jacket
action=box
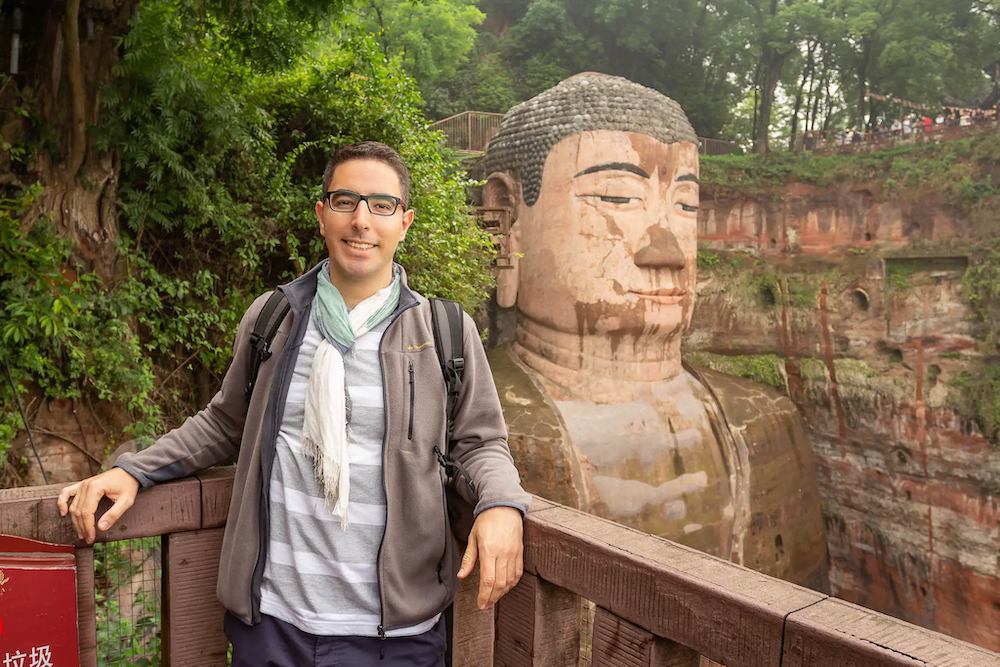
[115,262,530,630]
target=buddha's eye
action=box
[579,194,642,206]
[678,203,698,213]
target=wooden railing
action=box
[3,469,999,667]
[698,137,737,156]
[430,111,505,153]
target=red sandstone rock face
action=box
[699,183,968,252]
[686,185,1000,651]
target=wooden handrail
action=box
[2,470,998,667]
[519,497,1000,667]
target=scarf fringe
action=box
[301,434,350,528]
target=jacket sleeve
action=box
[114,293,271,489]
[449,311,532,517]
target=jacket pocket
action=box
[408,360,415,441]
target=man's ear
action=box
[484,173,520,308]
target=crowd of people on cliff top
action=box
[801,106,999,150]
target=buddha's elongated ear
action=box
[484,172,521,308]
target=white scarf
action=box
[301,279,399,528]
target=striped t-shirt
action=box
[259,310,439,637]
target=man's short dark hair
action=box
[323,141,411,207]
[482,73,698,207]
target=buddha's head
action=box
[483,73,699,352]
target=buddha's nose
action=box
[634,224,686,269]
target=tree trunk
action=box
[856,36,872,130]
[3,0,137,282]
[753,45,786,154]
[789,43,816,151]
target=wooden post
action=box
[76,546,97,667]
[162,528,228,667]
[495,573,579,667]
[591,607,700,667]
[450,568,494,667]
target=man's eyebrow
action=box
[574,163,650,179]
[676,174,699,184]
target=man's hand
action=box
[57,468,140,544]
[457,506,524,610]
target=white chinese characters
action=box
[3,645,52,667]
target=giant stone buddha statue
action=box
[481,73,828,589]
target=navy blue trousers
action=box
[224,613,447,667]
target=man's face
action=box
[315,158,413,291]
[514,131,699,339]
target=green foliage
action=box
[696,248,722,270]
[962,237,1000,327]
[788,282,818,308]
[688,352,787,389]
[701,136,1000,207]
[949,360,1000,446]
[799,357,828,382]
[393,0,1000,144]
[0,186,160,465]
[886,262,915,292]
[94,538,161,667]
[356,0,485,112]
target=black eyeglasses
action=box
[325,190,403,216]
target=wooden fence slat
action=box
[0,477,201,545]
[495,572,579,667]
[523,504,825,667]
[196,467,236,529]
[162,528,227,667]
[782,597,1000,667]
[449,568,494,667]
[591,606,699,667]
[76,546,97,667]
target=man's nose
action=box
[351,203,373,228]
[634,224,686,269]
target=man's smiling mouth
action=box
[344,240,376,250]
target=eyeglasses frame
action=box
[324,189,404,217]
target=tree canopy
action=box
[410,0,1000,150]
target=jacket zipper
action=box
[375,297,419,638]
[250,287,297,624]
[407,361,415,440]
[437,466,448,583]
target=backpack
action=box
[245,291,476,541]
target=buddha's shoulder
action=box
[683,361,802,428]
[487,345,564,439]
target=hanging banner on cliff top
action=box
[0,535,79,667]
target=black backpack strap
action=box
[429,298,465,432]
[245,290,291,400]
[429,298,475,494]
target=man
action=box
[58,141,530,666]
[479,73,828,591]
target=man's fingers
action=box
[69,481,104,543]
[487,559,509,607]
[57,483,79,516]
[98,495,134,532]
[478,551,497,610]
[457,538,478,579]
[69,491,98,543]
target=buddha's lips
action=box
[630,288,686,305]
